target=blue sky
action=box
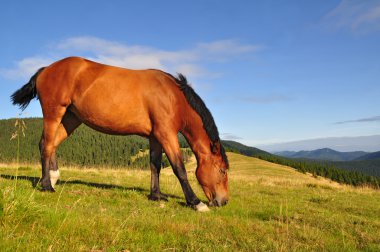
[1,0,380,148]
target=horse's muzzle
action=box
[210,198,229,207]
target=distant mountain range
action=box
[258,135,380,152]
[355,151,380,161]
[274,148,380,177]
[275,148,369,162]
[222,140,380,179]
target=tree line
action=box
[1,118,379,188]
[256,154,379,188]
[0,118,191,169]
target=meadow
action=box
[1,153,380,251]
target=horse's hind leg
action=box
[39,136,60,189]
[148,136,167,201]
[51,111,81,188]
[40,108,81,191]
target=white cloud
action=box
[0,56,52,80]
[335,115,380,124]
[1,36,260,80]
[175,64,205,77]
[195,40,260,59]
[325,0,380,33]
[220,133,243,140]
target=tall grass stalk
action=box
[55,177,74,213]
[50,198,82,248]
[10,115,26,191]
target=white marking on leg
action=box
[49,170,60,188]
[195,202,210,212]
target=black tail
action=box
[10,67,45,111]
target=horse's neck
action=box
[181,111,212,162]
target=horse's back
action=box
[37,57,187,136]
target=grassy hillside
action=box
[223,141,380,188]
[1,153,380,251]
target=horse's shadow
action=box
[0,174,182,200]
[0,174,41,187]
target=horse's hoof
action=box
[148,193,168,201]
[195,202,210,212]
[41,186,55,192]
[158,193,168,201]
[49,170,60,188]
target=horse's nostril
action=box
[223,200,228,206]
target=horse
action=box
[11,57,229,211]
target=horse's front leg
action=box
[148,136,167,201]
[154,130,209,211]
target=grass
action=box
[1,152,380,251]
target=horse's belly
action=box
[70,76,156,136]
[69,104,152,136]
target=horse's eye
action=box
[219,168,227,175]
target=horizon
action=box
[257,134,380,152]
[1,1,379,148]
[2,116,380,152]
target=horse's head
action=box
[196,140,229,207]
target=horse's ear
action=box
[211,140,221,154]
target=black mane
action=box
[166,72,229,166]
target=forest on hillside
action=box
[0,118,191,168]
[333,159,380,178]
[1,118,379,188]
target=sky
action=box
[1,0,380,149]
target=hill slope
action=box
[355,151,380,161]
[1,153,379,251]
[1,118,379,187]
[222,140,380,187]
[222,140,270,156]
[0,118,190,167]
[275,148,368,161]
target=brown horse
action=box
[11,57,229,211]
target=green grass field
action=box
[1,152,380,251]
